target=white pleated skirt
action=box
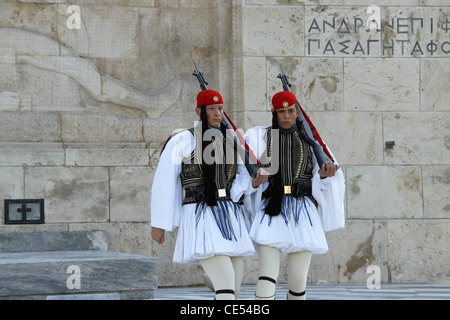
[173,201,255,264]
[250,196,329,254]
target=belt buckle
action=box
[284,186,291,194]
[218,189,227,198]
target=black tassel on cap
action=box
[264,111,283,217]
[200,105,218,206]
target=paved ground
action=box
[154,283,450,300]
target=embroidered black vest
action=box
[261,126,314,199]
[180,128,238,205]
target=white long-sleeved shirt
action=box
[151,129,260,231]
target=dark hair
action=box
[200,105,218,206]
[264,111,283,216]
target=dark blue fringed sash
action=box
[194,202,242,241]
[262,196,314,227]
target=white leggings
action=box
[200,255,244,300]
[255,245,312,300]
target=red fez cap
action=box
[196,90,223,107]
[271,91,297,111]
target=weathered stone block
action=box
[0,143,64,167]
[143,117,198,148]
[242,5,304,56]
[57,5,139,59]
[423,166,450,219]
[61,114,143,143]
[24,167,109,223]
[0,2,57,37]
[342,1,419,7]
[347,166,423,219]
[388,219,450,284]
[0,55,18,93]
[0,91,23,111]
[136,6,221,61]
[384,112,450,165]
[0,224,68,235]
[241,57,267,112]
[17,63,85,112]
[421,0,450,5]
[0,112,61,142]
[308,112,383,165]
[311,220,388,284]
[0,167,24,220]
[246,0,342,4]
[65,143,148,166]
[344,58,420,111]
[421,59,450,111]
[70,222,153,257]
[110,167,152,222]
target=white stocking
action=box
[287,251,312,300]
[231,256,245,298]
[255,245,280,300]
[200,255,236,300]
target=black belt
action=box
[262,182,312,199]
[183,186,242,205]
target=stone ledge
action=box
[0,231,108,253]
[0,142,150,167]
[0,232,157,300]
[0,250,158,300]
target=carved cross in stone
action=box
[17,203,31,220]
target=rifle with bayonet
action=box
[277,64,334,169]
[193,61,260,177]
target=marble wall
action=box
[0,0,448,287]
[238,0,450,286]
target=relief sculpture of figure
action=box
[0,27,181,118]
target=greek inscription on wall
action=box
[306,6,450,57]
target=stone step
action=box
[46,293,121,300]
[0,250,158,300]
[0,231,108,253]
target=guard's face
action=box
[196,104,224,128]
[276,104,300,129]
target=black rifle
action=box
[192,61,260,177]
[277,64,334,168]
[193,61,208,91]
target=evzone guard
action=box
[151,88,267,300]
[244,89,345,300]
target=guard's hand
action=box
[319,162,339,179]
[252,168,269,188]
[151,227,165,245]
